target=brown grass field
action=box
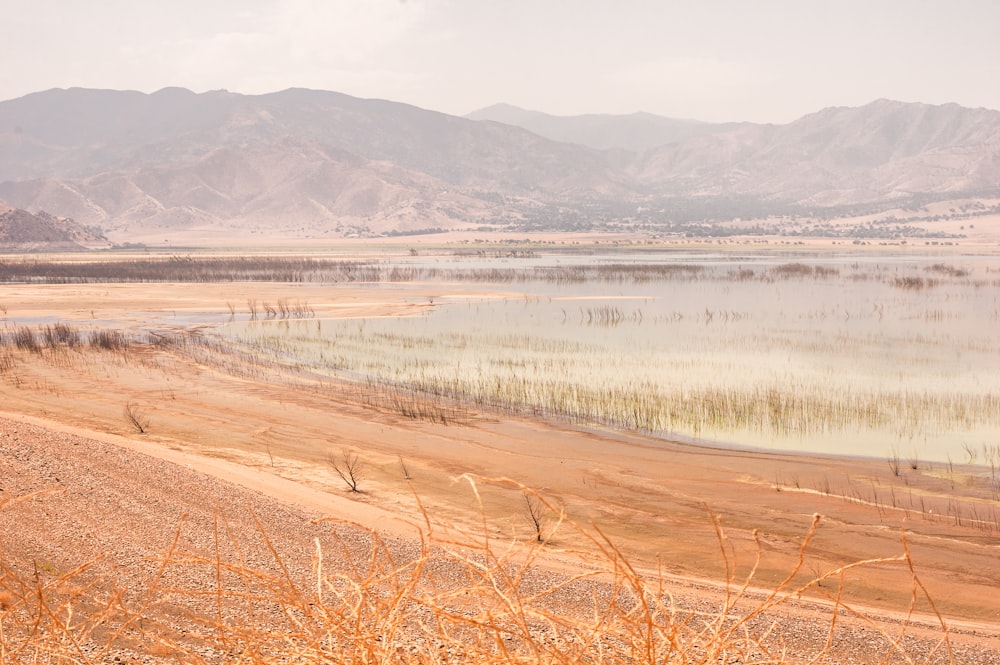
[2,241,1000,663]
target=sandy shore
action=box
[2,276,1000,661]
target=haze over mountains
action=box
[0,87,997,243]
[465,103,738,152]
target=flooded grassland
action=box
[219,251,1000,464]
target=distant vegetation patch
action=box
[0,256,382,283]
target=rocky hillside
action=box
[630,99,1000,203]
[0,205,108,250]
[0,88,997,240]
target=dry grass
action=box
[0,483,954,664]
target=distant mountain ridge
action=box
[465,103,743,152]
[0,87,997,242]
[630,99,1000,204]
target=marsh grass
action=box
[207,252,1000,461]
[0,484,955,664]
[5,254,987,289]
[223,314,1000,455]
[0,256,383,284]
[0,324,132,355]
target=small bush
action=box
[12,327,41,354]
[123,402,149,434]
[90,330,129,352]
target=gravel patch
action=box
[2,416,997,663]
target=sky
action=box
[2,0,999,123]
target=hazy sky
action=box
[2,0,998,123]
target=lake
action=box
[216,250,1000,462]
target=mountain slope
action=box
[630,99,1000,204]
[0,205,108,249]
[0,88,998,240]
[465,103,740,152]
[0,87,622,192]
[0,141,503,238]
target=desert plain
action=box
[2,237,1000,663]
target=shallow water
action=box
[217,252,1000,462]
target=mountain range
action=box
[0,87,997,242]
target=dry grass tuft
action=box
[1,482,954,664]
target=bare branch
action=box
[329,448,363,492]
[888,446,901,477]
[123,402,149,434]
[524,492,545,543]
